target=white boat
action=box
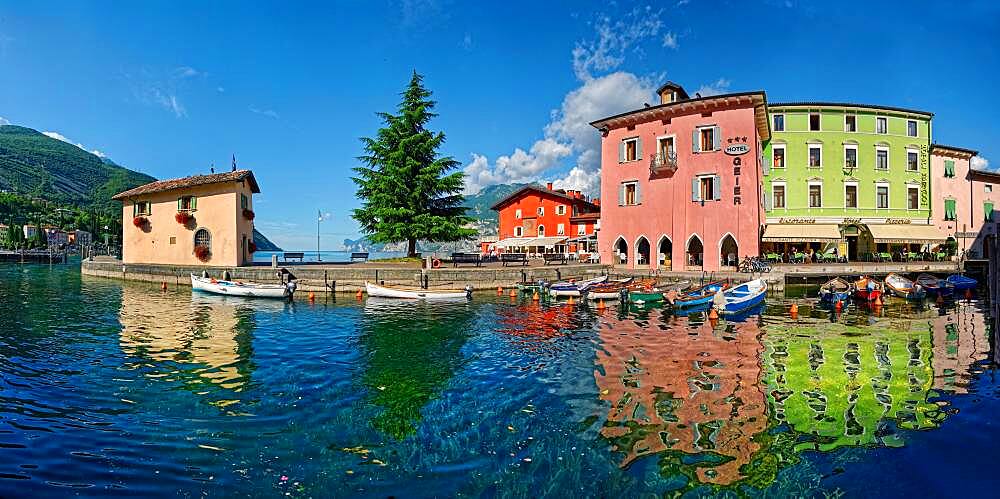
[191,274,292,299]
[717,278,767,314]
[548,274,609,297]
[365,281,471,300]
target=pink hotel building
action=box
[592,82,770,271]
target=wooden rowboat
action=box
[365,281,471,300]
[885,273,926,300]
[946,274,977,291]
[191,274,292,299]
[853,276,883,302]
[818,278,851,304]
[718,279,767,314]
[916,274,955,298]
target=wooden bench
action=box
[451,252,481,267]
[283,252,305,262]
[543,253,567,265]
[350,252,369,262]
[500,253,528,266]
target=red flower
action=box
[175,212,192,225]
[132,216,146,228]
[248,241,257,253]
[243,208,255,221]
[194,245,211,262]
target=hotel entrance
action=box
[841,224,864,261]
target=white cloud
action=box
[42,131,108,158]
[972,155,991,171]
[125,66,195,118]
[693,78,731,97]
[571,7,665,81]
[174,66,201,78]
[249,105,279,119]
[0,116,9,126]
[460,32,473,51]
[662,31,678,49]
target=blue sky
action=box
[1,0,998,249]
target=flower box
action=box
[242,209,255,221]
[175,212,194,225]
[132,216,147,228]
[194,245,211,262]
[248,241,257,253]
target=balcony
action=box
[649,151,678,178]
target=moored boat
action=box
[549,275,609,297]
[885,273,926,300]
[365,281,471,300]
[718,279,767,314]
[191,274,293,299]
[946,274,977,291]
[586,278,633,300]
[671,281,728,309]
[917,274,955,298]
[818,277,851,304]
[853,276,883,302]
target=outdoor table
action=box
[935,252,947,261]
[879,252,893,262]
[907,252,920,261]
[793,252,806,263]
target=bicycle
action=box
[738,256,771,273]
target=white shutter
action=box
[636,138,643,160]
[618,183,625,206]
[692,178,700,201]
[762,154,770,176]
[713,175,722,200]
[635,183,642,205]
[618,141,625,163]
[692,130,700,153]
[713,126,721,150]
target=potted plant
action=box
[242,208,255,221]
[175,211,194,225]
[248,241,257,253]
[194,245,211,262]
[132,216,147,228]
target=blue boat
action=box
[719,279,768,314]
[818,278,852,304]
[946,274,977,291]
[917,274,955,298]
[671,281,728,310]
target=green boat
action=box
[628,290,665,304]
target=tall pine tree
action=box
[352,71,475,257]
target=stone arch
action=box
[635,235,651,265]
[613,236,628,265]
[686,233,704,267]
[657,235,673,268]
[719,233,738,267]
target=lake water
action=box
[1,263,998,497]
[253,251,406,264]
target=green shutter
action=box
[944,160,955,178]
[134,203,138,217]
[986,202,994,222]
[944,199,956,220]
[190,196,197,210]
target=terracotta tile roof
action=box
[112,170,260,200]
[490,185,600,211]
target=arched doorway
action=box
[720,234,738,268]
[686,234,703,267]
[614,237,628,265]
[636,236,650,265]
[657,236,672,269]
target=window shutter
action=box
[635,138,643,160]
[177,198,182,211]
[945,160,954,177]
[618,141,625,163]
[133,203,138,217]
[763,155,771,176]
[713,175,722,200]
[618,184,624,206]
[635,183,642,205]
[764,192,771,210]
[986,202,994,222]
[191,197,197,210]
[692,178,700,201]
[713,126,721,150]
[692,130,700,153]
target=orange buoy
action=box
[355,289,363,300]
[835,300,843,311]
[509,289,517,298]
[161,281,167,291]
[789,303,799,319]
[708,308,719,320]
[497,286,503,295]
[567,296,575,305]
[532,292,540,301]
[308,292,315,301]
[597,299,606,310]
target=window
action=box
[537,225,545,237]
[699,127,714,151]
[845,184,858,208]
[876,148,889,169]
[772,145,786,168]
[194,228,211,249]
[240,194,249,209]
[577,224,586,236]
[514,226,523,237]
[657,136,675,158]
[986,202,995,222]
[876,185,889,209]
[515,209,522,219]
[876,117,888,134]
[944,199,957,221]
[808,145,822,167]
[844,145,858,168]
[808,183,822,208]
[622,182,639,206]
[620,137,640,162]
[987,184,993,193]
[133,201,151,216]
[772,184,786,208]
[557,223,565,235]
[556,205,566,216]
[906,150,919,171]
[178,196,197,211]
[773,114,785,131]
[844,114,857,132]
[907,120,918,137]
[944,160,956,178]
[809,113,821,131]
[169,236,177,245]
[700,176,716,201]
[907,186,919,210]
[537,206,544,216]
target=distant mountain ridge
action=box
[0,125,156,213]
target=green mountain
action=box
[253,229,282,251]
[0,125,156,213]
[462,182,529,222]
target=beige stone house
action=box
[112,170,259,267]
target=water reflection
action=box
[931,303,990,393]
[359,298,475,439]
[118,286,259,408]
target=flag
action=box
[232,154,237,172]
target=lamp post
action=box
[317,209,322,262]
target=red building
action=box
[491,183,601,256]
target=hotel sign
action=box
[725,144,750,156]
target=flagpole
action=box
[317,209,322,262]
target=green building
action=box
[761,103,946,261]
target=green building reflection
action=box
[359,299,474,439]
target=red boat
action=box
[853,276,884,302]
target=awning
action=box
[567,234,597,243]
[867,224,947,244]
[762,224,841,242]
[495,236,568,248]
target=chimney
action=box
[546,182,553,191]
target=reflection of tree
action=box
[763,321,945,453]
[360,300,474,439]
[595,316,767,486]
[118,286,258,408]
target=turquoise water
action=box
[1,263,998,497]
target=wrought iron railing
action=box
[649,151,678,175]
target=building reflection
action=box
[359,298,475,439]
[118,284,257,406]
[595,313,767,486]
[930,301,990,393]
